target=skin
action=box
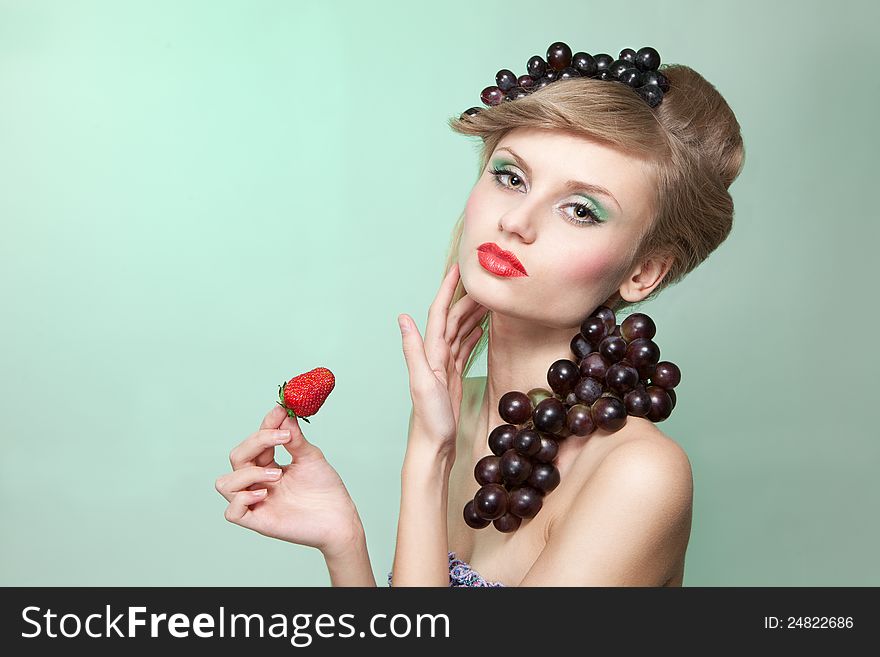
[215,126,693,587]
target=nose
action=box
[497,202,539,243]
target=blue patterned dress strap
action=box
[387,551,507,587]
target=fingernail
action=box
[398,316,409,334]
[265,468,282,478]
[252,489,268,497]
[273,430,291,443]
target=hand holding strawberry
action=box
[215,366,367,558]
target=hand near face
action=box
[397,263,488,449]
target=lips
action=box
[477,242,528,276]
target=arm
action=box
[391,425,455,587]
[519,438,694,586]
[392,263,488,586]
[322,525,378,587]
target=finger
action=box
[254,450,279,468]
[215,465,283,503]
[444,293,485,342]
[224,489,268,525]
[260,404,288,431]
[254,406,289,466]
[425,263,461,352]
[452,300,488,346]
[277,412,325,463]
[455,325,484,373]
[229,429,293,469]
[398,313,437,388]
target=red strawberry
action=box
[277,367,335,423]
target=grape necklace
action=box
[463,305,681,532]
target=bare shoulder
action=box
[593,425,694,504]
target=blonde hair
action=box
[441,64,745,378]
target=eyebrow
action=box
[494,146,622,212]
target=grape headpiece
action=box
[460,41,668,121]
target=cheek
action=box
[556,249,619,286]
[464,185,491,229]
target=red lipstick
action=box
[477,242,528,277]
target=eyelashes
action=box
[487,167,604,227]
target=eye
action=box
[489,166,524,190]
[560,201,603,226]
[488,167,604,227]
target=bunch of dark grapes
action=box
[460,41,669,120]
[462,305,681,533]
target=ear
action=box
[617,253,674,304]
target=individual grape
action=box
[593,305,617,335]
[619,67,642,87]
[580,316,607,346]
[574,376,604,405]
[532,397,566,433]
[635,46,661,71]
[499,391,532,424]
[480,86,504,106]
[605,361,640,395]
[493,512,522,533]
[509,486,544,519]
[621,312,657,341]
[594,53,614,73]
[591,395,628,432]
[619,47,637,64]
[534,434,559,463]
[598,335,628,363]
[624,386,652,417]
[517,74,536,89]
[547,359,580,396]
[625,337,661,369]
[488,424,517,456]
[546,41,573,70]
[608,59,629,80]
[645,385,673,422]
[566,403,596,436]
[463,499,490,529]
[474,455,502,485]
[513,428,542,457]
[640,69,669,91]
[495,69,518,92]
[570,333,593,360]
[527,463,561,494]
[527,55,547,79]
[527,387,554,409]
[474,483,508,521]
[652,361,681,389]
[572,51,598,77]
[580,352,610,381]
[500,449,532,485]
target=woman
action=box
[214,46,744,587]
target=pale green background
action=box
[2,0,877,586]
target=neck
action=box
[473,311,580,459]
